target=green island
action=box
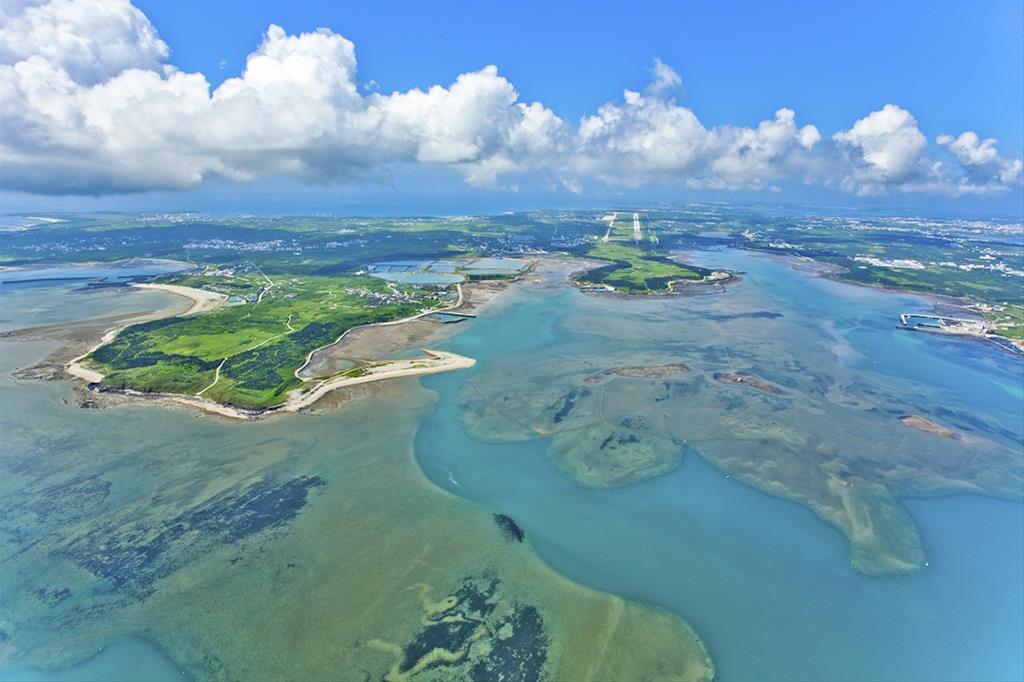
[4,208,1018,416]
[5,207,1016,416]
[83,272,451,409]
[575,212,718,293]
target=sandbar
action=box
[132,283,227,316]
[285,350,475,413]
[899,414,958,439]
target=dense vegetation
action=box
[577,242,709,292]
[87,274,441,408]
[837,263,1022,304]
[576,213,711,293]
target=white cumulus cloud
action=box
[936,131,1023,194]
[832,104,932,195]
[648,58,682,96]
[0,0,168,84]
[573,92,820,190]
[0,0,1020,199]
[0,6,566,194]
[831,105,1021,196]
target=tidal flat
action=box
[457,252,1023,577]
[1,247,1022,681]
[0,278,712,681]
[416,250,1022,679]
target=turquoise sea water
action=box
[0,639,184,682]
[0,260,190,284]
[0,272,191,681]
[413,249,1024,681]
[1,249,1021,681]
[0,281,181,333]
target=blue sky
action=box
[137,0,1023,149]
[2,0,1022,215]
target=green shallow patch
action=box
[548,423,682,488]
[0,375,713,681]
[456,272,1023,578]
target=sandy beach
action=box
[285,350,475,412]
[133,283,227,316]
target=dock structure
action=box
[899,312,1023,355]
[899,313,988,334]
[429,311,477,324]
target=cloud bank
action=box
[1,0,1021,197]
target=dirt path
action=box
[196,359,226,397]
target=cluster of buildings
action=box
[933,259,1024,277]
[183,238,302,253]
[342,285,437,308]
[851,254,1023,278]
[853,256,926,269]
[550,235,590,249]
[451,233,538,258]
[741,229,798,250]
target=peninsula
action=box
[67,258,520,414]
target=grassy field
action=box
[577,219,710,293]
[985,303,1024,339]
[613,211,635,235]
[838,263,1023,306]
[86,273,446,408]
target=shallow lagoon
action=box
[0,260,190,284]
[0,281,179,333]
[0,638,185,682]
[415,248,1024,680]
[1,249,1021,681]
[0,269,710,680]
[417,411,1023,680]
